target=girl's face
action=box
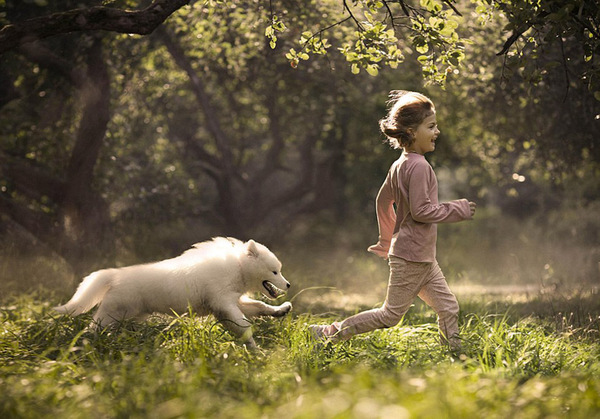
[407,113,439,155]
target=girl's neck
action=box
[404,148,422,155]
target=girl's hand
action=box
[469,201,477,217]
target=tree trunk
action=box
[59,37,114,275]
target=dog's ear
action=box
[246,240,259,258]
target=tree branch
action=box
[442,0,462,17]
[0,151,66,203]
[258,127,322,221]
[496,23,530,56]
[155,26,235,174]
[0,191,53,239]
[0,0,190,55]
[252,92,286,186]
[18,42,86,88]
[396,0,411,17]
[342,0,365,31]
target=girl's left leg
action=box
[312,257,430,341]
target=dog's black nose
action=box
[286,282,290,289]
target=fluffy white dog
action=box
[54,237,292,347]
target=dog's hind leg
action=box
[91,299,138,329]
[238,295,292,318]
[91,305,120,329]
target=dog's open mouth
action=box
[263,281,285,298]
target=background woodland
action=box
[0,0,598,292]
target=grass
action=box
[1,289,599,418]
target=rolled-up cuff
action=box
[367,243,389,259]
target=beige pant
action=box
[330,256,460,348]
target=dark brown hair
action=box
[379,91,436,149]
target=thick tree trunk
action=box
[0,36,114,276]
[58,37,114,275]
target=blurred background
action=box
[1,0,598,304]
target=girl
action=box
[310,91,476,350]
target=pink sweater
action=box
[368,153,472,262]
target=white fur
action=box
[54,237,292,347]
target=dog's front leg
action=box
[238,295,292,318]
[215,305,257,349]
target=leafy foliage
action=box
[485,0,600,98]
[267,0,599,92]
[273,0,467,83]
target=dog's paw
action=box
[273,301,292,317]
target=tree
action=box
[0,31,114,274]
[430,3,600,216]
[105,2,383,241]
[489,0,600,98]
[0,0,171,273]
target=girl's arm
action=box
[409,163,472,223]
[367,177,396,258]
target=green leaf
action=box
[475,5,488,14]
[366,65,379,76]
[416,43,429,54]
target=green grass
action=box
[1,290,599,418]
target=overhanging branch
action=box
[0,0,190,55]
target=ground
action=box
[1,285,599,418]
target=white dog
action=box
[54,237,292,347]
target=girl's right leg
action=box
[315,257,431,341]
[417,261,461,350]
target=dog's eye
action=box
[272,271,277,275]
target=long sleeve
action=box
[367,176,396,258]
[408,163,472,224]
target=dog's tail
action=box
[54,270,113,316]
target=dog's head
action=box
[242,240,290,299]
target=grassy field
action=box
[1,287,599,419]
[2,210,599,418]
